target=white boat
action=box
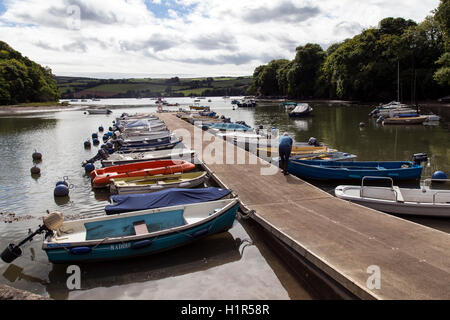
[335,177,450,218]
[101,148,196,167]
[289,104,313,117]
[87,108,113,115]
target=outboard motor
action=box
[413,153,428,166]
[1,211,64,263]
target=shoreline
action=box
[0,104,86,116]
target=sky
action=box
[0,0,441,78]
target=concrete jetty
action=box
[158,113,450,300]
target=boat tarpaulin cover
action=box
[210,123,252,131]
[124,120,149,128]
[105,187,232,215]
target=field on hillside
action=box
[55,76,252,99]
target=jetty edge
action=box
[158,112,450,300]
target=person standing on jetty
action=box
[279,132,293,175]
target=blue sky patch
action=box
[144,0,197,19]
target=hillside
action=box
[0,41,60,105]
[56,76,252,99]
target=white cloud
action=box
[0,0,441,78]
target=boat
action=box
[292,151,357,162]
[116,136,183,154]
[105,187,232,215]
[280,102,298,111]
[87,108,113,115]
[206,122,253,132]
[42,198,240,263]
[289,104,313,117]
[190,105,210,111]
[110,171,209,195]
[335,178,450,218]
[101,148,195,167]
[288,157,425,181]
[259,145,329,155]
[237,99,256,108]
[382,116,428,125]
[91,159,195,188]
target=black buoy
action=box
[30,166,41,175]
[84,140,91,148]
[99,126,104,132]
[32,150,42,161]
[92,133,98,139]
[93,138,100,145]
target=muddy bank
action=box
[0,284,49,300]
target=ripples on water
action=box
[0,98,448,299]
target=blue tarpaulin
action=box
[125,120,149,128]
[105,187,232,215]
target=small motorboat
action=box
[101,148,195,167]
[288,154,426,181]
[42,198,240,263]
[117,135,183,153]
[91,159,195,188]
[292,151,356,162]
[87,108,113,115]
[190,105,210,111]
[207,122,253,132]
[335,178,450,218]
[280,102,298,111]
[382,116,428,125]
[110,171,209,195]
[289,104,313,117]
[105,187,233,215]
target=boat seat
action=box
[393,186,405,203]
[133,221,149,235]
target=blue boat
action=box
[43,198,240,263]
[288,159,423,181]
[105,187,232,215]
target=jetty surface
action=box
[158,113,450,300]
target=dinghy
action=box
[335,178,450,217]
[87,108,113,115]
[105,187,232,215]
[288,158,424,181]
[116,135,183,153]
[91,160,195,188]
[42,198,240,263]
[110,171,209,195]
[289,104,313,117]
[382,116,428,125]
[101,148,195,167]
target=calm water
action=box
[0,97,448,299]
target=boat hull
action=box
[335,186,450,217]
[288,160,422,180]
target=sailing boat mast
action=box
[397,60,400,102]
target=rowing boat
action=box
[91,160,195,188]
[101,148,195,167]
[43,198,240,263]
[109,171,208,194]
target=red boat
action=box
[91,160,196,188]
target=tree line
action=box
[0,41,60,105]
[247,0,449,102]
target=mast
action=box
[397,60,400,102]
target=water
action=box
[0,97,448,299]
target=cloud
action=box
[242,1,321,24]
[192,33,238,51]
[0,0,441,77]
